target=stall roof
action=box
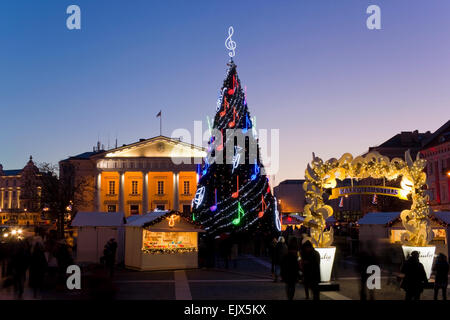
[126,210,204,232]
[432,212,450,225]
[71,212,125,227]
[126,211,170,227]
[357,212,400,225]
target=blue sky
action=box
[1,0,449,183]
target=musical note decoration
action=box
[258,195,266,218]
[228,107,239,128]
[210,189,218,212]
[167,214,180,227]
[216,129,224,151]
[216,88,227,111]
[202,157,210,175]
[242,114,251,134]
[228,75,238,95]
[250,159,260,180]
[232,146,242,174]
[193,186,206,209]
[225,26,237,58]
[220,96,229,117]
[232,202,245,225]
[232,176,239,198]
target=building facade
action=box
[420,120,450,211]
[0,157,42,225]
[273,179,305,215]
[60,136,205,217]
[367,129,432,159]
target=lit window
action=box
[109,181,116,195]
[157,181,164,195]
[132,181,138,195]
[183,181,190,195]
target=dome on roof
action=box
[22,156,39,174]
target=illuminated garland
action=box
[303,150,433,247]
[142,247,198,255]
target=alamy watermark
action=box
[170,121,280,176]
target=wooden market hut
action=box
[125,210,204,271]
[71,211,126,264]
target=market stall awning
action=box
[357,212,400,225]
[125,210,204,232]
[71,211,125,227]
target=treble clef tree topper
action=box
[225,26,236,58]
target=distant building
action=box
[420,120,450,211]
[0,156,42,225]
[367,129,432,159]
[273,179,305,215]
[356,129,433,216]
[59,136,205,217]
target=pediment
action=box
[100,136,205,159]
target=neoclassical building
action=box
[0,157,42,225]
[420,120,450,211]
[60,136,205,217]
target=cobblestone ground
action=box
[0,256,448,300]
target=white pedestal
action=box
[316,247,336,283]
[401,246,435,279]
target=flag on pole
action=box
[157,110,162,135]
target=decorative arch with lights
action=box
[303,150,433,247]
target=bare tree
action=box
[39,162,93,239]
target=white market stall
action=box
[71,211,125,264]
[125,210,204,271]
[358,211,449,278]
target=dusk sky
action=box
[1,0,449,184]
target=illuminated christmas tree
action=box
[192,59,280,237]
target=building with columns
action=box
[0,156,42,224]
[59,136,205,217]
[420,120,450,211]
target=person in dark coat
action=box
[55,239,74,286]
[269,237,278,278]
[10,240,30,299]
[280,238,300,300]
[433,253,449,300]
[356,241,378,300]
[400,251,428,300]
[273,236,288,282]
[300,240,321,300]
[103,238,118,277]
[29,241,48,298]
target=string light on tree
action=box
[191,27,278,237]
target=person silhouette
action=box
[400,251,428,300]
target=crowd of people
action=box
[0,229,73,299]
[0,227,119,299]
[270,235,321,300]
[269,231,449,301]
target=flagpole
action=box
[160,111,162,136]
